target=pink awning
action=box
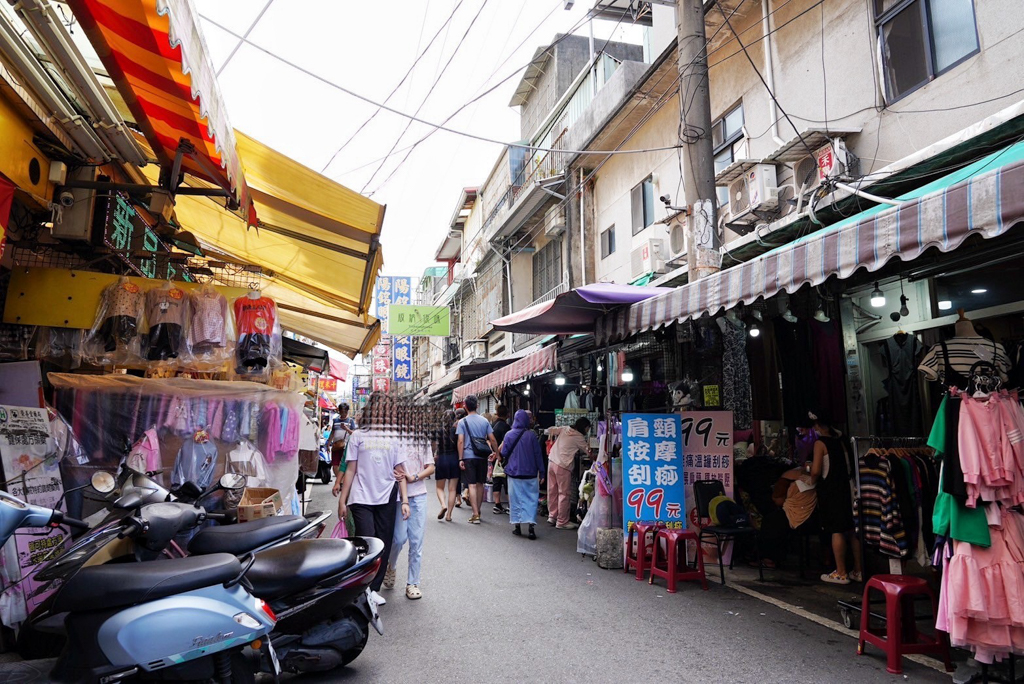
[491,283,670,335]
[453,345,557,404]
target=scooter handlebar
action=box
[61,516,89,530]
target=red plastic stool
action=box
[858,575,953,674]
[624,522,661,581]
[649,528,708,593]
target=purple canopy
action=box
[490,283,671,335]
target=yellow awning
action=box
[138,130,385,316]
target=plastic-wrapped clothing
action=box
[172,433,218,490]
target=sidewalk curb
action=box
[725,580,949,675]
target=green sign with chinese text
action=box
[386,305,451,337]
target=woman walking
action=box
[502,410,545,540]
[336,394,410,605]
[433,410,461,521]
[385,408,435,600]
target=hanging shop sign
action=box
[622,413,684,531]
[101,192,193,282]
[387,304,451,337]
[0,405,65,616]
[319,377,338,393]
[393,335,412,383]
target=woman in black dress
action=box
[809,411,863,584]
[433,410,461,521]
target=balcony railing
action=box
[512,279,569,352]
[481,127,569,237]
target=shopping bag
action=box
[331,519,348,539]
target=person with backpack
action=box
[455,394,498,524]
[502,409,544,539]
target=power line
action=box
[199,12,685,159]
[215,0,274,77]
[364,0,492,195]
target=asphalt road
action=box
[300,481,949,684]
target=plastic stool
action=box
[649,528,708,593]
[857,575,953,674]
[624,522,661,581]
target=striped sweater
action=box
[855,455,909,557]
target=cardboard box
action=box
[237,487,283,522]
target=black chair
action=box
[692,479,763,584]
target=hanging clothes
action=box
[719,316,753,430]
[746,317,783,421]
[856,450,909,557]
[881,333,923,436]
[810,319,847,425]
[776,320,816,431]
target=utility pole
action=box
[677,0,720,280]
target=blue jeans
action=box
[390,494,427,586]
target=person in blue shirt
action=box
[455,395,497,524]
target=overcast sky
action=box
[194,0,643,282]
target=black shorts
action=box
[492,475,507,494]
[461,458,488,485]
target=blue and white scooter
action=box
[0,479,276,683]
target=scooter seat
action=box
[187,515,307,556]
[246,539,358,600]
[52,554,240,613]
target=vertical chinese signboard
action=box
[0,406,66,616]
[373,276,414,387]
[371,339,391,394]
[622,413,684,531]
[389,278,412,385]
[102,192,193,282]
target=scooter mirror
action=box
[220,473,246,491]
[91,471,117,494]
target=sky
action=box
[193,0,644,283]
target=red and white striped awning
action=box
[69,0,255,225]
[597,145,1024,344]
[453,345,558,404]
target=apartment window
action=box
[533,239,563,301]
[713,103,745,210]
[875,0,978,101]
[631,176,655,236]
[600,225,616,259]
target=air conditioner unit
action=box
[630,238,667,281]
[728,164,779,218]
[667,221,687,264]
[543,205,566,237]
[51,167,98,241]
[463,339,487,362]
[452,262,465,281]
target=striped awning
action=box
[597,143,1024,344]
[69,0,254,224]
[453,345,558,404]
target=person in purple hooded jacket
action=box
[500,410,545,540]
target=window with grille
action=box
[874,0,978,101]
[713,103,744,211]
[532,239,562,300]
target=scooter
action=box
[0,485,276,683]
[29,476,386,675]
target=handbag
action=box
[331,519,348,539]
[465,418,493,457]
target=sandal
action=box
[406,585,422,600]
[820,571,850,585]
[437,507,447,520]
[383,566,396,590]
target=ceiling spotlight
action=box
[870,282,885,308]
[621,368,634,383]
[899,294,910,317]
[938,300,953,311]
[814,307,830,323]
[749,322,761,338]
[971,288,987,294]
[555,374,566,386]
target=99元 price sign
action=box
[622,413,684,532]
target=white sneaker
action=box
[369,590,387,606]
[556,522,579,530]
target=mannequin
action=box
[918,309,1010,384]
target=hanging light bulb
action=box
[870,282,886,308]
[814,307,830,323]
[597,361,604,372]
[523,383,530,396]
[621,368,634,383]
[899,294,910,317]
[749,322,761,338]
[555,374,566,386]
